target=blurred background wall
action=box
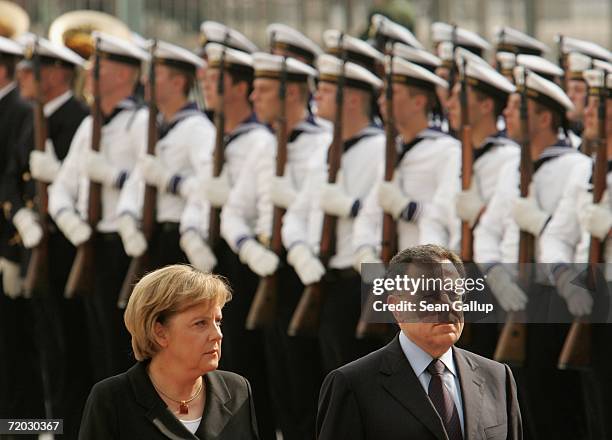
[11,0,611,57]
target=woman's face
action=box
[155,301,223,375]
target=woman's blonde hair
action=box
[124,264,232,361]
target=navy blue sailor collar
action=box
[533,137,576,172]
[224,112,263,146]
[473,130,518,163]
[396,125,445,165]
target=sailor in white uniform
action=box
[115,40,214,272]
[48,32,149,381]
[281,52,385,373]
[353,55,459,269]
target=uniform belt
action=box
[323,267,358,281]
[158,222,180,233]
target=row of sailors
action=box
[0,14,611,440]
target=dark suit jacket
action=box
[79,362,260,440]
[317,334,522,440]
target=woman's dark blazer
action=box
[78,362,259,440]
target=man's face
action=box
[143,64,182,106]
[389,83,422,129]
[17,65,62,101]
[391,259,464,356]
[446,83,462,131]
[584,94,612,140]
[566,79,587,123]
[202,67,235,112]
[503,93,521,140]
[314,81,336,121]
[250,77,280,124]
[85,58,134,97]
[435,66,450,113]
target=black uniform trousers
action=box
[83,233,132,383]
[29,228,92,439]
[318,268,383,374]
[264,261,323,440]
[214,239,276,440]
[522,283,590,440]
[148,222,187,270]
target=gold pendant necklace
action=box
[150,376,203,415]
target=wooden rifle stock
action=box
[494,69,533,366]
[559,73,607,369]
[246,56,289,330]
[289,38,347,337]
[117,41,159,309]
[65,39,103,298]
[459,57,473,262]
[25,39,50,295]
[356,44,396,340]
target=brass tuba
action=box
[49,10,132,59]
[0,0,29,39]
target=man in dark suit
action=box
[317,244,522,440]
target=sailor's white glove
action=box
[353,246,382,274]
[55,210,91,246]
[579,201,612,241]
[320,182,355,218]
[180,230,217,272]
[141,154,172,191]
[85,150,123,187]
[556,268,593,317]
[203,174,231,208]
[0,258,23,299]
[29,140,60,183]
[456,183,484,227]
[13,208,43,249]
[238,239,279,277]
[486,265,528,312]
[378,181,409,220]
[511,193,549,236]
[117,215,147,257]
[270,176,297,209]
[287,243,325,285]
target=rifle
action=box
[557,35,566,92]
[117,40,159,309]
[558,70,607,369]
[246,55,289,330]
[288,36,347,337]
[459,57,474,262]
[65,37,103,298]
[208,35,230,250]
[24,38,50,295]
[355,43,396,339]
[494,68,532,366]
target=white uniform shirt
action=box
[222,116,330,252]
[282,125,384,269]
[49,99,147,232]
[352,128,460,255]
[116,104,215,223]
[475,141,590,270]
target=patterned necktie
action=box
[427,359,463,440]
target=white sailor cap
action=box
[205,43,253,76]
[494,26,549,56]
[323,29,383,72]
[18,33,84,69]
[514,66,574,113]
[454,47,490,69]
[431,22,491,56]
[515,54,563,82]
[267,23,322,66]
[145,40,203,73]
[567,52,592,79]
[91,31,149,66]
[369,14,423,50]
[583,68,612,98]
[386,56,448,90]
[458,58,516,99]
[557,36,611,62]
[252,52,317,83]
[0,35,23,57]
[200,21,258,54]
[317,54,382,93]
[391,42,440,72]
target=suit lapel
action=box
[128,362,199,440]
[453,348,484,440]
[380,336,449,440]
[196,371,233,438]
